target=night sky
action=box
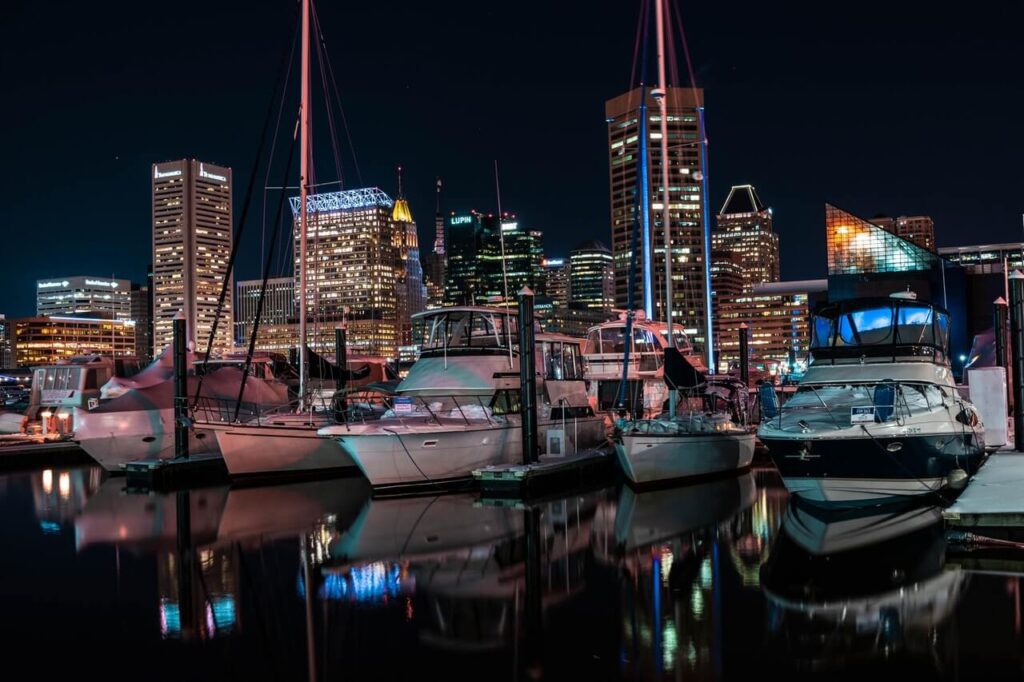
[2,0,1023,316]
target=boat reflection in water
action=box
[29,464,103,533]
[761,498,965,673]
[73,475,371,642]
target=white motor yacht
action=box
[318,306,607,489]
[757,293,988,507]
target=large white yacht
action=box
[318,306,607,489]
[758,293,988,507]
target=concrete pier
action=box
[943,452,1024,530]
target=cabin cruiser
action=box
[73,348,290,472]
[318,306,607,489]
[24,355,142,435]
[582,311,706,420]
[761,498,963,672]
[758,294,987,506]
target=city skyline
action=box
[3,2,1024,318]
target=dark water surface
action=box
[1,462,1021,680]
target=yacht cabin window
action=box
[421,310,517,351]
[542,341,583,380]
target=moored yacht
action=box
[318,306,606,489]
[758,293,988,506]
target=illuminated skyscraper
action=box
[290,187,400,358]
[712,184,779,293]
[423,177,446,309]
[151,159,233,356]
[444,211,483,306]
[568,240,614,312]
[606,87,709,352]
[392,194,427,346]
[543,258,569,308]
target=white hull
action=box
[327,416,606,487]
[73,407,218,472]
[782,476,947,504]
[214,423,356,477]
[615,431,756,485]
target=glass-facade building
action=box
[477,216,544,305]
[444,212,483,306]
[712,185,779,294]
[235,277,295,347]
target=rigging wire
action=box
[191,3,300,408]
[311,0,345,189]
[315,9,363,187]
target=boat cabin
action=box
[809,296,951,366]
[30,355,141,412]
[582,311,692,380]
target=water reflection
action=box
[761,499,963,674]
[6,460,1024,679]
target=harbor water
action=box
[1,462,1021,680]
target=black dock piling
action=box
[173,313,189,460]
[1009,271,1024,451]
[738,323,749,385]
[517,288,538,465]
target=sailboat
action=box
[612,0,756,485]
[202,0,363,479]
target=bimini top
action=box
[414,306,539,358]
[809,297,951,366]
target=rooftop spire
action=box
[391,164,413,222]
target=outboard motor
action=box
[873,381,897,422]
[759,383,779,420]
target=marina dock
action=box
[0,436,89,470]
[943,452,1024,535]
[472,447,615,498]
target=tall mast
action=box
[654,0,677,416]
[298,0,310,409]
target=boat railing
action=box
[584,352,662,379]
[766,380,953,431]
[331,393,502,431]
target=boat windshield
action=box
[810,300,951,363]
[418,309,517,354]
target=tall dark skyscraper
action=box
[477,214,544,305]
[444,211,483,306]
[712,184,780,294]
[606,87,709,352]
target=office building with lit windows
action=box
[872,214,936,253]
[151,159,233,356]
[235,277,295,347]
[36,276,132,320]
[543,258,569,308]
[392,196,427,346]
[0,315,12,368]
[130,284,152,363]
[712,185,779,293]
[568,240,614,312]
[477,215,544,305]
[290,187,401,359]
[444,212,483,306]
[714,280,825,373]
[606,86,709,353]
[12,316,135,366]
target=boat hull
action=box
[214,424,356,478]
[73,407,219,472]
[760,432,987,507]
[329,416,606,488]
[614,431,756,485]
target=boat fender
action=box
[955,407,979,427]
[947,468,969,490]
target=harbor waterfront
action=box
[2,462,1024,680]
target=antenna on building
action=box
[396,164,404,198]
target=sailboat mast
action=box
[298,0,310,410]
[654,0,677,415]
